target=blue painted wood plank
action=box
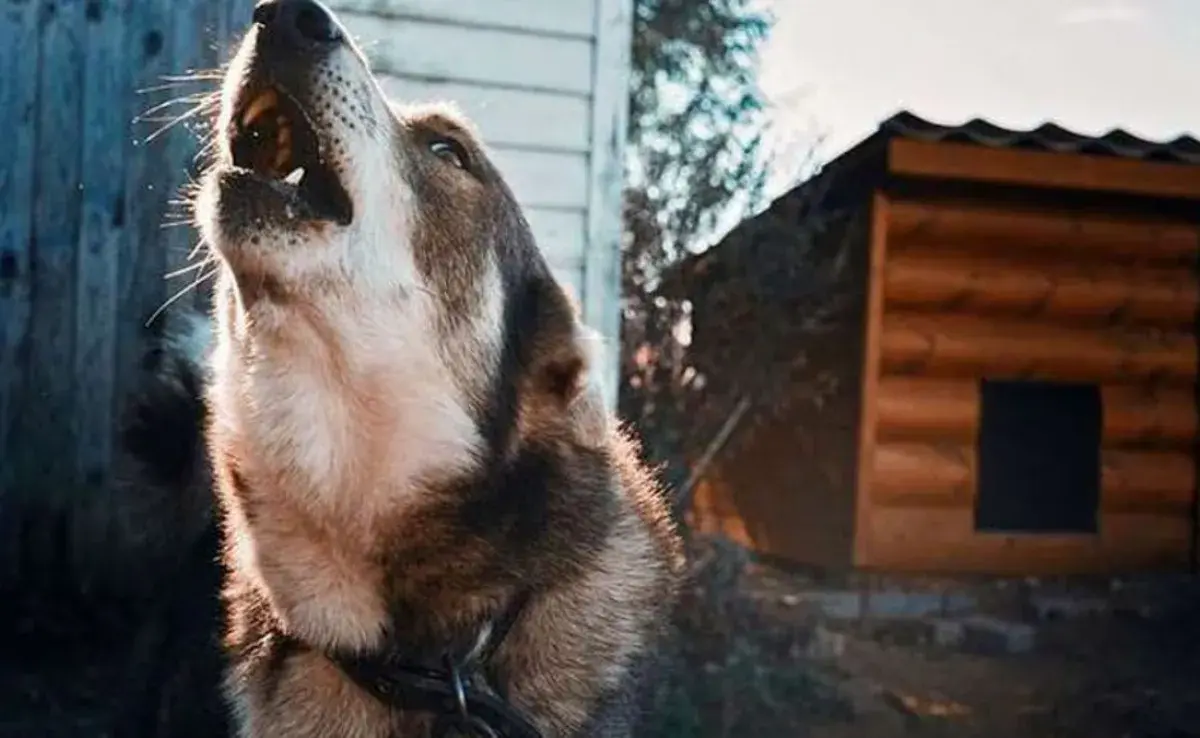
[20,0,87,490]
[0,0,42,493]
[159,0,207,287]
[222,0,254,66]
[113,0,173,420]
[73,0,130,485]
[191,0,237,313]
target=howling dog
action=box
[186,0,684,735]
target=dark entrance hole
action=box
[974,379,1102,534]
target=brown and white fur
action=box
[191,1,684,736]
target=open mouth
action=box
[230,86,353,225]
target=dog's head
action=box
[196,0,605,471]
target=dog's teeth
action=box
[284,167,305,186]
[241,89,278,127]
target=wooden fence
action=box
[1,0,251,495]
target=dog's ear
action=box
[528,280,597,405]
[537,346,586,403]
[564,324,610,445]
[510,271,611,444]
[525,315,609,445]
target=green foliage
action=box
[625,0,774,277]
[620,0,777,476]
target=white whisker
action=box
[146,266,218,328]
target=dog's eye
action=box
[429,138,467,170]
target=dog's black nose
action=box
[253,0,342,46]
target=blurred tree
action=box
[618,0,776,495]
[625,0,774,264]
[619,0,849,518]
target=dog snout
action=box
[253,0,343,49]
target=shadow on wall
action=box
[0,324,228,738]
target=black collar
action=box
[323,590,542,738]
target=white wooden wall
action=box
[325,0,632,407]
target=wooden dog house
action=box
[682,112,1200,575]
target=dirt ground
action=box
[760,572,1200,738]
[804,616,1200,738]
[650,537,1200,738]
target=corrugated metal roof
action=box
[879,110,1200,165]
[668,110,1200,284]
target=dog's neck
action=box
[214,281,484,524]
[211,281,501,656]
[311,588,543,737]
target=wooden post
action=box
[852,193,891,566]
[676,396,752,516]
[584,0,635,410]
[1192,229,1200,574]
[22,0,88,493]
[0,0,40,492]
[74,0,131,485]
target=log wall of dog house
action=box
[853,196,1200,574]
